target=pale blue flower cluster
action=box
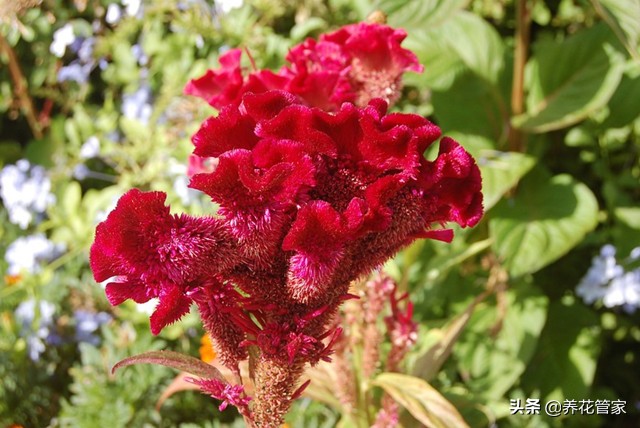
[0,159,55,229]
[576,245,640,313]
[122,84,153,124]
[15,299,58,361]
[5,234,65,276]
[74,310,112,346]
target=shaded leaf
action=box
[521,298,600,401]
[432,72,507,142]
[599,64,640,129]
[454,281,547,400]
[413,290,490,381]
[615,206,640,229]
[373,372,470,428]
[490,174,599,277]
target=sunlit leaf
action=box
[374,373,469,428]
[477,151,537,211]
[491,173,599,277]
[513,24,625,132]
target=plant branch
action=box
[0,32,43,139]
[509,0,533,153]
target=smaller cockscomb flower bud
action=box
[90,189,236,334]
[384,291,417,372]
[194,281,251,370]
[336,23,422,106]
[184,23,421,112]
[187,377,251,413]
[183,48,287,110]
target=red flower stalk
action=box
[92,87,482,424]
[184,22,422,112]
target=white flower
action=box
[50,23,75,57]
[80,136,101,159]
[0,159,55,229]
[577,245,640,314]
[603,270,640,313]
[106,4,123,24]
[123,0,142,17]
[5,234,65,275]
[217,0,243,13]
[576,245,623,304]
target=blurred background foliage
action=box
[1,0,639,427]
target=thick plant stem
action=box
[509,0,532,153]
[0,33,43,139]
[252,357,304,427]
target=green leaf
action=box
[112,350,228,382]
[432,72,507,142]
[379,0,469,31]
[513,24,625,132]
[413,290,490,381]
[373,372,470,428]
[490,174,599,277]
[403,28,466,91]
[477,151,537,211]
[438,11,505,84]
[454,281,548,400]
[595,0,640,58]
[599,64,640,128]
[615,206,640,229]
[521,297,600,401]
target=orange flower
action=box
[4,274,22,286]
[199,333,216,363]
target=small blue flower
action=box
[122,85,153,124]
[74,310,112,346]
[0,160,55,229]
[14,299,58,361]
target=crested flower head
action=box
[92,90,482,354]
[90,189,236,334]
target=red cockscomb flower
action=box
[184,23,422,112]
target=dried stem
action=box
[0,32,43,139]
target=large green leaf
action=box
[595,0,640,57]
[403,28,466,91]
[438,11,505,84]
[599,64,640,129]
[432,72,507,142]
[454,281,548,400]
[513,24,625,132]
[378,0,469,31]
[521,298,600,402]
[477,150,537,211]
[490,173,599,277]
[373,372,469,428]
